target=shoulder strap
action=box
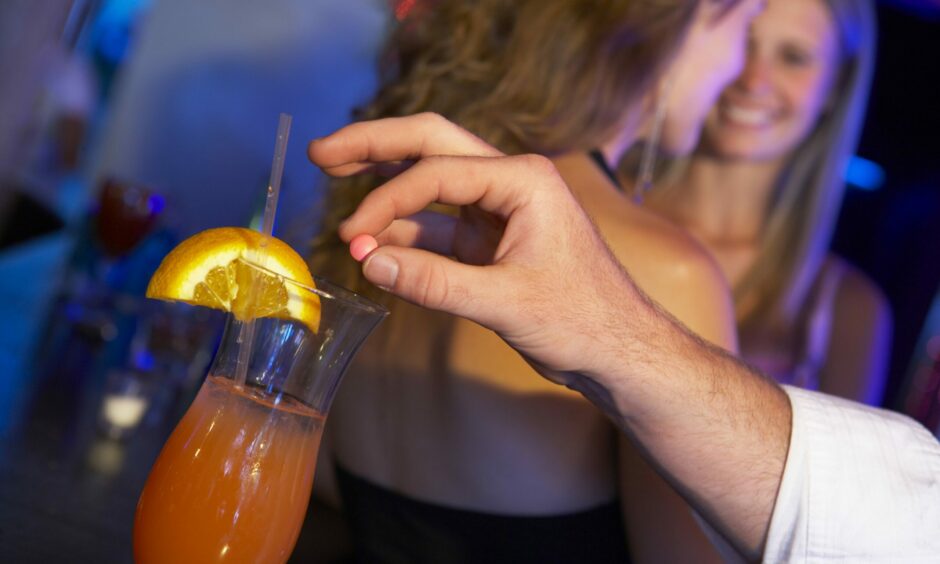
[587,149,624,192]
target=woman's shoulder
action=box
[553,152,736,348]
[599,200,727,294]
[553,153,726,284]
[824,255,892,324]
[812,256,892,404]
[599,201,737,350]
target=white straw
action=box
[234,113,293,389]
[261,113,292,239]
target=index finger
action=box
[308,113,503,176]
[338,153,560,242]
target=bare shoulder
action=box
[611,204,721,282]
[553,152,736,349]
[609,206,737,350]
[828,255,892,327]
[552,153,729,290]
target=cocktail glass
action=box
[133,261,386,563]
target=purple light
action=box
[148,193,166,216]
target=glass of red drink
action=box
[95,178,164,258]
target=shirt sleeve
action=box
[763,386,940,562]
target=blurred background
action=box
[1,0,388,424]
[0,1,389,561]
[0,0,937,561]
[832,0,940,426]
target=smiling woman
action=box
[706,0,841,161]
[648,0,890,404]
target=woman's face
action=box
[700,0,841,161]
[657,0,768,156]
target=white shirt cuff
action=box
[763,386,940,562]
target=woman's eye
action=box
[781,46,813,67]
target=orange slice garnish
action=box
[146,227,320,331]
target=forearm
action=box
[567,290,791,560]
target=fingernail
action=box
[349,234,378,261]
[363,253,399,289]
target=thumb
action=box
[361,246,499,324]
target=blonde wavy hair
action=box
[310,0,717,292]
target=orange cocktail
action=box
[134,375,325,563]
[133,236,385,563]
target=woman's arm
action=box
[818,261,892,405]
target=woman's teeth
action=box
[724,105,774,127]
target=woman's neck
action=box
[598,110,643,169]
[665,155,786,247]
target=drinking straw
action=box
[235,113,293,388]
[261,113,292,239]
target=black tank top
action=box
[336,464,632,564]
[588,149,624,192]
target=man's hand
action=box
[309,113,642,384]
[309,113,791,559]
